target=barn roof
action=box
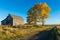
[9,14,24,21]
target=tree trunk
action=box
[34,19,37,25]
[42,18,44,26]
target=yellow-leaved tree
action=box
[27,2,50,26]
[36,3,50,26]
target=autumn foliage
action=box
[27,2,50,25]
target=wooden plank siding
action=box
[1,14,24,26]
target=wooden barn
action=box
[1,14,24,26]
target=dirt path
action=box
[15,27,58,40]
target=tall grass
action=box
[0,25,52,40]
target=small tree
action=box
[27,7,37,25]
[27,9,32,24]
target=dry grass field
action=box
[0,25,53,40]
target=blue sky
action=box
[0,0,60,24]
